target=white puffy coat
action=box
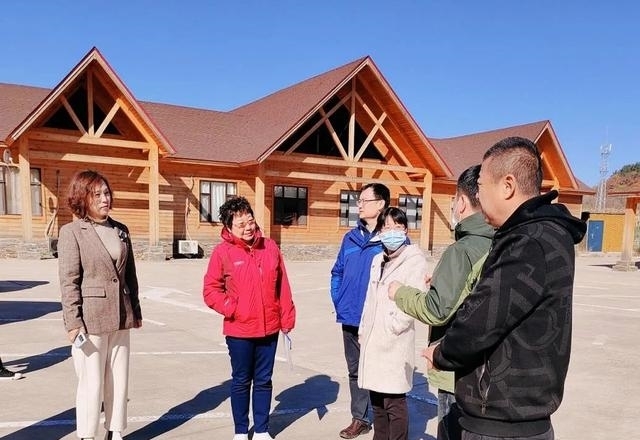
[358,244,429,394]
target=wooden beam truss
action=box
[284,76,413,168]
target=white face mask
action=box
[379,230,407,251]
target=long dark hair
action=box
[381,206,408,229]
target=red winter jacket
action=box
[203,228,296,338]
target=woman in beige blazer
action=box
[58,170,142,440]
[358,207,429,440]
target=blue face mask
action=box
[379,230,406,251]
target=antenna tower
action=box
[595,144,612,212]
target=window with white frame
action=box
[273,185,307,226]
[399,194,422,229]
[339,190,360,227]
[0,168,42,216]
[199,181,236,222]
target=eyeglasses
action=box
[356,198,381,206]
[231,219,256,229]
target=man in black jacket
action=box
[424,137,586,440]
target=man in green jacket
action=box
[388,164,493,440]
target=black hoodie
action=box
[433,190,587,437]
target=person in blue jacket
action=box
[330,183,390,439]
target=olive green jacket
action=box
[393,212,493,392]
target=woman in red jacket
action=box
[203,196,296,440]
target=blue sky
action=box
[1,1,637,186]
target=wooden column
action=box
[420,170,433,250]
[148,146,160,246]
[614,196,639,271]
[255,163,266,237]
[18,137,32,241]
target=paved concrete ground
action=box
[0,253,638,440]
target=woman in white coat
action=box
[358,207,429,440]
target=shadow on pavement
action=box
[0,280,49,293]
[125,379,232,439]
[408,370,438,440]
[5,345,70,374]
[0,407,76,440]
[0,300,60,325]
[270,374,339,437]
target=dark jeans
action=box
[437,390,461,440]
[226,333,278,434]
[370,391,408,440]
[342,324,370,423]
[462,427,554,440]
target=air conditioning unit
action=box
[178,240,199,255]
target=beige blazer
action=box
[59,217,141,334]
[358,244,429,394]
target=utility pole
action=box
[595,144,612,212]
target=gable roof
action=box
[0,57,388,165]
[429,120,549,179]
[93,55,449,174]
[430,120,594,194]
[2,47,175,154]
[0,51,588,192]
[153,57,368,164]
[232,57,367,163]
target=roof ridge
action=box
[429,119,549,141]
[0,82,51,92]
[140,99,230,115]
[230,56,368,114]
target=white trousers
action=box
[72,329,130,438]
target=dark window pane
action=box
[273,186,308,225]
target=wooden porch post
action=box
[420,170,433,251]
[18,138,32,241]
[255,163,266,237]
[614,196,639,271]
[148,146,160,245]
[146,145,164,260]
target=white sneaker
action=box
[233,434,249,440]
[253,433,274,440]
[0,368,24,380]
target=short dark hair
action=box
[360,183,390,208]
[66,170,113,219]
[483,136,543,196]
[457,165,481,209]
[382,206,408,229]
[219,196,254,228]
[361,183,391,231]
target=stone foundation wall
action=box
[1,238,437,262]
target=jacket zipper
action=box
[480,354,490,415]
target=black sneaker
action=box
[0,367,24,380]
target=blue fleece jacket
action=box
[330,223,384,326]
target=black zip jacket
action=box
[433,190,586,437]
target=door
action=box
[587,220,604,252]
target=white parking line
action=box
[574,302,639,312]
[0,318,61,322]
[0,350,231,358]
[142,318,166,326]
[0,399,437,429]
[574,294,640,299]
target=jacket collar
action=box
[454,212,495,241]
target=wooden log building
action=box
[0,48,593,259]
